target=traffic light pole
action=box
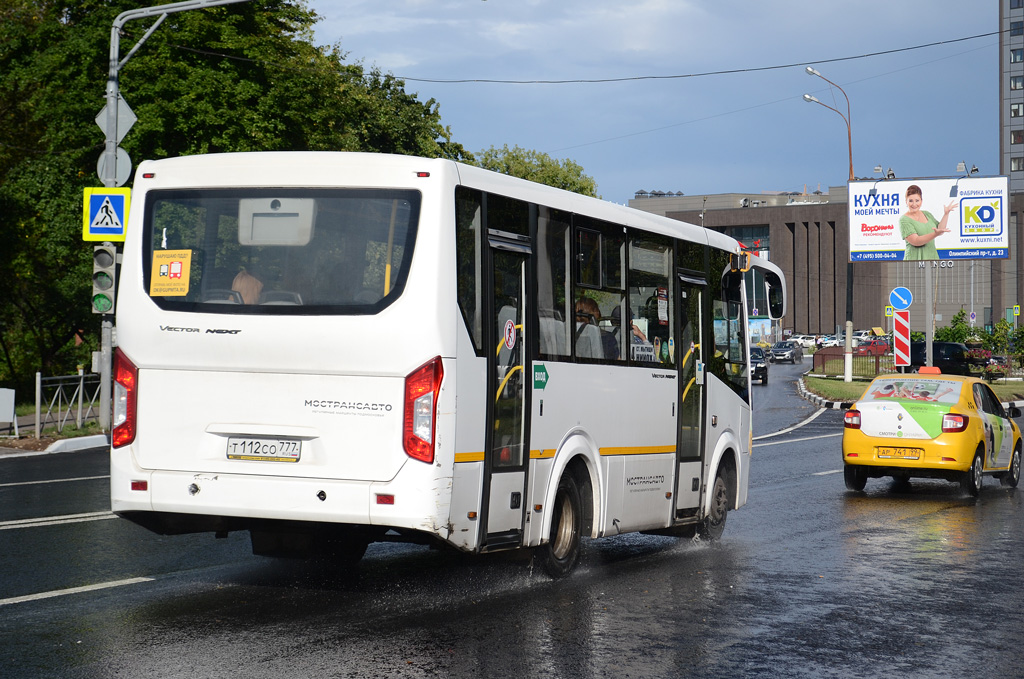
[97,0,255,431]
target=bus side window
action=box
[572,216,624,362]
[708,251,749,402]
[455,187,484,353]
[628,234,674,366]
[537,207,571,358]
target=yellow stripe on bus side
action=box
[599,445,675,456]
[456,447,672,462]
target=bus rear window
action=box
[143,189,420,314]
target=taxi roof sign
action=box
[83,187,130,242]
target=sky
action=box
[309,1,998,204]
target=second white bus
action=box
[110,151,786,577]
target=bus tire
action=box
[961,447,984,497]
[1000,444,1021,488]
[538,473,582,578]
[697,468,729,541]
[844,465,867,491]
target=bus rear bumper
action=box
[111,452,449,539]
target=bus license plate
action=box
[227,437,301,462]
[877,447,920,460]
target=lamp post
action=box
[804,67,855,381]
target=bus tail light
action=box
[942,413,969,433]
[844,410,861,429]
[404,357,443,463]
[112,348,138,448]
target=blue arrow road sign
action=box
[889,286,913,311]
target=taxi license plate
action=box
[227,437,301,462]
[877,447,921,460]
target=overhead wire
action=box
[397,31,1000,84]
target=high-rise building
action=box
[1002,0,1024,192]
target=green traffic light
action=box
[92,293,113,314]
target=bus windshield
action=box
[143,188,421,314]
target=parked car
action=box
[750,347,769,384]
[818,335,840,348]
[842,370,1022,495]
[855,338,890,356]
[906,342,971,376]
[789,334,817,349]
[769,341,803,364]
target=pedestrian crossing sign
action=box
[82,187,130,242]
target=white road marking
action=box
[0,511,117,531]
[754,407,827,440]
[0,576,154,607]
[813,469,844,476]
[753,432,842,448]
[0,475,109,489]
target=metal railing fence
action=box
[34,369,103,438]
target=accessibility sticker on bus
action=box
[150,250,192,296]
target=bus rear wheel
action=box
[697,469,730,541]
[538,473,582,578]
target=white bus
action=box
[110,152,786,577]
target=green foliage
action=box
[0,0,470,391]
[470,144,599,197]
[989,318,1013,353]
[934,308,971,343]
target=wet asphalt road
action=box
[3,360,1024,678]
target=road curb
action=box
[797,376,853,410]
[46,434,110,453]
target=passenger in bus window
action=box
[575,297,617,359]
[232,269,263,304]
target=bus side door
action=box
[482,234,532,549]
[675,275,705,514]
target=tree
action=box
[470,144,599,198]
[934,308,972,344]
[0,0,468,392]
[989,318,1013,354]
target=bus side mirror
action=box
[763,271,785,320]
[729,251,751,272]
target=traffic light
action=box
[92,243,117,314]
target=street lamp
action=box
[802,67,853,182]
[804,67,855,380]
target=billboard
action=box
[848,176,1009,262]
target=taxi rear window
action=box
[863,378,961,404]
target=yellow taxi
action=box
[842,368,1022,495]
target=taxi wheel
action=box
[843,465,867,492]
[1001,445,1021,488]
[961,448,984,497]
